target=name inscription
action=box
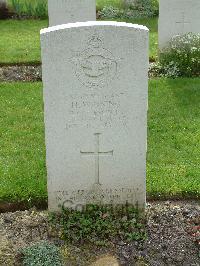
[66,92,128,130]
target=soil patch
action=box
[0,63,158,82]
[0,201,199,265]
[0,200,47,213]
[0,65,42,82]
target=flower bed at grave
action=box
[98,0,159,19]
[7,0,159,20]
[150,33,200,78]
[0,201,199,265]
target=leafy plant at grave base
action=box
[99,0,159,19]
[96,0,123,12]
[34,0,47,19]
[98,6,124,19]
[9,0,48,18]
[159,33,200,78]
[23,1,33,17]
[49,204,146,246]
[149,62,180,78]
[10,0,23,16]
[20,241,63,266]
[133,0,159,17]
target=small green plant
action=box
[50,204,146,246]
[99,0,159,19]
[96,0,123,12]
[149,61,180,78]
[21,241,63,266]
[34,0,47,19]
[9,0,48,18]
[98,6,124,19]
[10,0,23,16]
[159,33,200,77]
[24,1,33,17]
[133,0,159,17]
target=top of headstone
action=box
[48,0,96,26]
[40,21,149,35]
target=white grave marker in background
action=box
[41,21,149,211]
[48,0,96,26]
[159,0,200,50]
[0,0,7,7]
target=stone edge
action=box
[40,21,149,35]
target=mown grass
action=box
[147,78,200,199]
[0,82,46,203]
[0,17,157,64]
[96,0,123,10]
[0,79,199,204]
[0,20,48,64]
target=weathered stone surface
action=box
[48,0,96,26]
[41,21,148,211]
[159,0,200,49]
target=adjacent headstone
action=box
[41,21,149,211]
[159,0,200,50]
[0,0,9,19]
[48,0,96,26]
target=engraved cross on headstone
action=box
[176,12,190,34]
[80,133,113,185]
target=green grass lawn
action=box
[0,17,157,64]
[96,0,123,10]
[0,78,199,204]
[148,78,200,199]
[0,20,48,64]
[0,82,46,203]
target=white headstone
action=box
[40,21,149,211]
[159,0,200,50]
[48,0,96,27]
[0,0,7,5]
